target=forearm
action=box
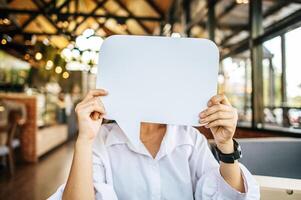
[63,139,95,200]
[218,141,245,193]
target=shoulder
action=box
[92,123,119,154]
[171,125,209,148]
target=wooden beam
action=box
[218,0,236,19]
[0,30,70,36]
[144,0,164,17]
[21,0,56,29]
[72,0,108,33]
[57,0,71,11]
[220,0,291,47]
[183,0,191,36]
[207,0,216,41]
[31,0,63,35]
[0,7,162,22]
[167,0,177,32]
[114,0,152,34]
[250,0,264,128]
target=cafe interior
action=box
[0,0,301,199]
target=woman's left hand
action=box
[199,94,238,153]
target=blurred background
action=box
[0,0,300,199]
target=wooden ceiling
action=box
[0,0,171,48]
[1,0,301,57]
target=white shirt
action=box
[49,123,260,200]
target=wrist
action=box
[76,136,94,148]
[216,140,234,154]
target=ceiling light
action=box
[35,52,43,60]
[1,38,7,45]
[62,71,69,79]
[83,28,95,38]
[171,33,181,38]
[24,54,30,60]
[3,18,11,25]
[63,21,69,28]
[236,0,248,4]
[55,66,63,74]
[46,60,54,70]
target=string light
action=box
[3,18,10,25]
[45,60,54,70]
[55,66,63,74]
[24,54,30,60]
[63,21,69,28]
[236,0,249,4]
[62,71,70,79]
[35,52,43,60]
[0,18,11,25]
[1,38,7,45]
[171,33,181,38]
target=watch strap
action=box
[215,139,242,164]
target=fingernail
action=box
[208,101,212,106]
[200,112,206,118]
[205,125,209,128]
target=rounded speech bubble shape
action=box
[96,35,219,150]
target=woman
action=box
[50,89,259,200]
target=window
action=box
[262,36,283,126]
[220,52,252,127]
[285,27,301,107]
[285,27,301,128]
[221,26,301,130]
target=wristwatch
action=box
[215,139,242,164]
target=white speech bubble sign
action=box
[96,35,219,149]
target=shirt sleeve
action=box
[189,128,260,200]
[47,152,118,200]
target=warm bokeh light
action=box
[1,38,7,45]
[24,53,30,60]
[62,71,69,79]
[236,0,249,4]
[45,60,54,70]
[55,66,62,74]
[61,28,103,72]
[35,52,43,60]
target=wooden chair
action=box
[0,105,24,176]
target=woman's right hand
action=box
[75,89,108,141]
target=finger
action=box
[75,101,95,113]
[205,119,234,128]
[82,89,108,103]
[76,100,106,116]
[199,104,231,118]
[199,111,233,124]
[80,97,105,109]
[76,100,96,110]
[208,94,231,107]
[82,103,106,116]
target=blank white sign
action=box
[96,35,219,149]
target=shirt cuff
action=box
[195,164,260,200]
[217,163,260,200]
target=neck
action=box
[140,122,166,142]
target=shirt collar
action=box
[156,125,194,160]
[104,123,194,159]
[104,123,128,146]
